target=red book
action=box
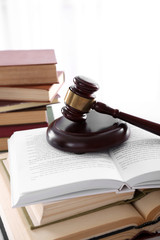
[0,49,58,85]
[0,49,57,66]
[0,122,48,138]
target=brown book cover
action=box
[0,49,58,85]
[0,71,64,102]
[0,107,47,126]
[0,138,8,152]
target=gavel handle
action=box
[92,102,160,136]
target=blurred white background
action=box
[0,0,159,120]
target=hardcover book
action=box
[0,95,59,113]
[0,71,64,102]
[8,122,160,208]
[0,107,47,126]
[0,49,58,85]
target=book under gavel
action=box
[47,76,160,153]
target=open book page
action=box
[8,127,124,206]
[109,125,160,187]
[133,190,160,221]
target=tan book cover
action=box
[0,138,8,152]
[0,107,47,126]
[0,95,60,113]
[25,191,134,227]
[0,71,64,102]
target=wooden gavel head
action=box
[61,75,160,136]
[61,76,99,122]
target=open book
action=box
[1,159,160,240]
[8,124,160,208]
[2,155,134,227]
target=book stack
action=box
[0,49,65,151]
[0,82,160,239]
[1,159,160,240]
[0,119,160,239]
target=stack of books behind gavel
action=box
[0,49,64,151]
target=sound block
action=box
[46,110,130,153]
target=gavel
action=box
[62,76,160,136]
[47,75,160,153]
